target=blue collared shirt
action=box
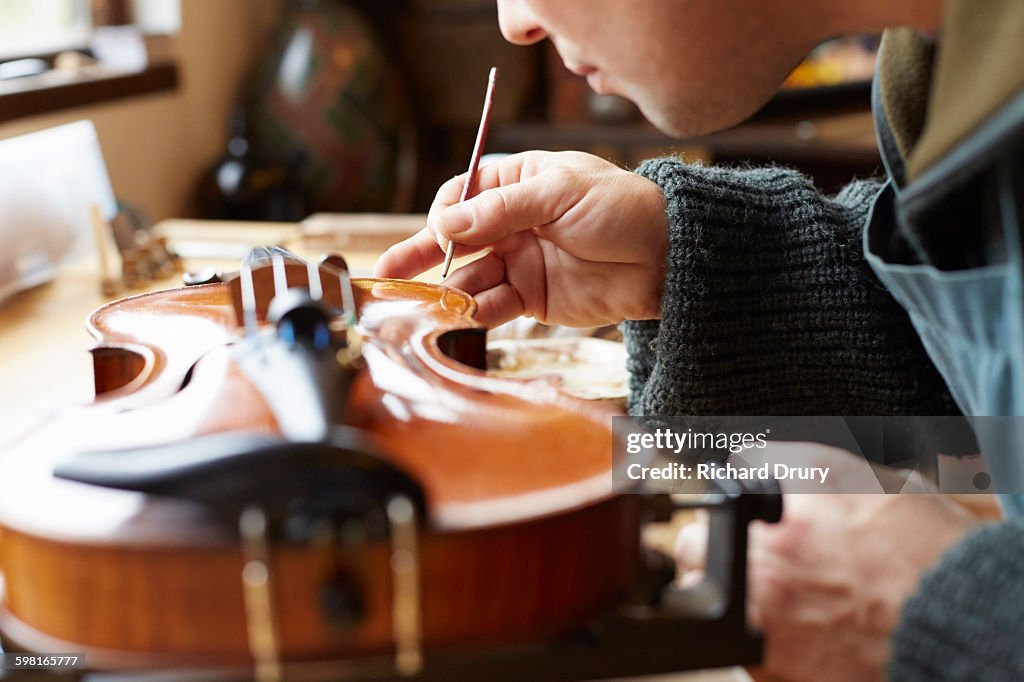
[866,69,1024,515]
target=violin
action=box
[0,250,778,680]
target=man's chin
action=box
[637,93,774,139]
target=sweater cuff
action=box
[621,319,659,415]
[890,521,1024,681]
[623,156,956,417]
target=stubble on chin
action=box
[637,93,754,140]
[636,98,704,139]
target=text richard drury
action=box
[626,461,830,484]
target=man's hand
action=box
[373,151,669,328]
[675,444,979,682]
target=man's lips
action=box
[566,62,611,94]
[564,59,613,95]
[565,62,598,77]
[586,71,611,95]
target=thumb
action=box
[430,168,580,248]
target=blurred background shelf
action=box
[0,0,882,221]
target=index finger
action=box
[373,227,442,279]
[426,152,563,244]
[373,226,487,280]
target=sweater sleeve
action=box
[889,521,1024,681]
[622,157,958,417]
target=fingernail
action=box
[440,204,472,235]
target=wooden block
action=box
[300,213,426,252]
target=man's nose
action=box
[496,0,547,45]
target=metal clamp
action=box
[240,507,282,682]
[238,495,424,682]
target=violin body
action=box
[0,267,643,674]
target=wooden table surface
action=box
[2,222,306,449]
[0,217,428,451]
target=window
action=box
[0,0,92,60]
[132,0,180,35]
[0,0,180,61]
[0,0,180,124]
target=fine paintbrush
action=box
[441,66,498,280]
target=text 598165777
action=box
[1,654,85,671]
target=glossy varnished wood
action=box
[0,273,641,670]
[1,497,640,666]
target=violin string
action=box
[240,262,259,339]
[264,246,355,326]
[271,254,288,298]
[337,269,358,330]
[246,247,363,358]
[306,259,323,301]
[335,268,364,363]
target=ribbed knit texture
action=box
[622,158,959,417]
[889,521,1024,681]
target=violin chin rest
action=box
[53,427,427,538]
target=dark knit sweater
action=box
[622,158,958,417]
[624,158,1024,681]
[889,521,1024,680]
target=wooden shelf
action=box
[0,62,178,124]
[493,112,880,165]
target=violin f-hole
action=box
[436,328,487,371]
[91,345,149,395]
